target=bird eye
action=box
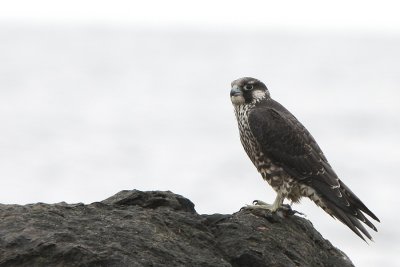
[244,84,253,90]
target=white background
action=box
[1,1,400,266]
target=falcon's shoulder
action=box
[247,99,338,187]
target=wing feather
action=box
[248,99,379,240]
[248,100,339,187]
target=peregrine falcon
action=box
[230,77,379,241]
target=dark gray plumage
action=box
[230,77,379,241]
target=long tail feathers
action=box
[311,179,380,241]
[323,200,372,241]
[339,180,380,222]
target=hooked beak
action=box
[230,85,242,97]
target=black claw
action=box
[280,204,292,211]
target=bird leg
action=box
[245,192,286,212]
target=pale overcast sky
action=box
[1,0,400,32]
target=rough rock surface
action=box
[0,190,354,267]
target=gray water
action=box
[0,24,399,266]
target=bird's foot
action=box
[252,199,269,206]
[244,200,275,212]
[247,199,291,212]
[241,200,301,218]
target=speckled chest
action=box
[233,104,326,204]
[234,105,281,182]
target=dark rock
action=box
[0,190,354,267]
[102,190,195,213]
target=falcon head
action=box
[230,77,270,106]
